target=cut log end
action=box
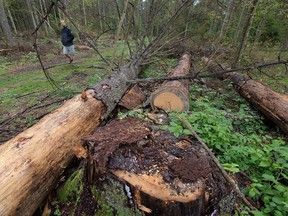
[151,89,189,112]
[113,170,203,203]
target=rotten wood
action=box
[119,85,145,109]
[150,53,191,111]
[84,117,228,216]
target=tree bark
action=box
[203,58,288,134]
[230,73,288,134]
[150,53,191,112]
[0,0,14,47]
[119,84,145,109]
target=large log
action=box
[0,90,106,216]
[0,58,145,215]
[230,73,288,134]
[150,54,191,111]
[82,118,227,216]
[202,57,288,134]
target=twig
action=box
[128,60,288,83]
[178,116,257,211]
[0,94,50,126]
[29,98,65,111]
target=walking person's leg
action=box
[63,45,75,63]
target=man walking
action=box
[61,20,75,63]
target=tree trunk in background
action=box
[219,0,236,41]
[232,0,259,68]
[0,0,14,47]
[97,0,103,31]
[26,0,37,29]
[39,0,48,35]
[82,0,87,27]
[233,3,247,47]
[7,8,17,35]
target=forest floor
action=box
[1,37,288,215]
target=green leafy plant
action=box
[161,88,288,215]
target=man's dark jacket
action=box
[61,26,74,46]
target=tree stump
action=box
[83,118,227,216]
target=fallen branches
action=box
[128,60,288,83]
[178,116,257,211]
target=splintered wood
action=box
[84,117,227,215]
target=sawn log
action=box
[150,54,191,111]
[203,57,288,134]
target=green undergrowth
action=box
[161,83,288,215]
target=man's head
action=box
[60,20,66,27]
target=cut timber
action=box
[230,73,288,134]
[150,54,191,111]
[84,118,227,216]
[119,84,145,109]
[203,57,288,134]
[0,57,146,215]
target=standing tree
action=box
[0,0,14,47]
[232,0,259,68]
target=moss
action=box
[57,169,84,203]
[91,177,143,216]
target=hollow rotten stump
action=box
[83,118,227,216]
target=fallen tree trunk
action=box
[0,57,146,215]
[150,54,191,111]
[203,57,288,134]
[230,73,288,134]
[81,117,227,216]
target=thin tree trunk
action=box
[219,0,236,41]
[97,0,103,30]
[233,3,247,46]
[7,8,17,35]
[232,0,259,68]
[82,0,87,27]
[0,0,14,47]
[39,0,48,35]
[26,0,37,29]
